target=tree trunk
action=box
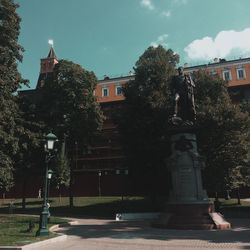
[58,187,62,205]
[237,187,241,205]
[22,180,26,209]
[69,142,77,208]
[225,189,231,200]
[2,193,5,204]
[69,165,74,208]
[214,191,220,211]
[215,191,218,201]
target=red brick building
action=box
[13,48,250,198]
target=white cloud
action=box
[151,34,169,48]
[140,0,154,10]
[184,28,250,61]
[161,10,171,17]
[172,0,188,6]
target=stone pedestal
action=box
[167,133,208,203]
[154,130,231,230]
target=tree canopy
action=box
[0,0,28,191]
[37,59,103,146]
[117,46,179,181]
[35,59,103,189]
[117,45,250,195]
[194,71,250,193]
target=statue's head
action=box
[177,67,183,75]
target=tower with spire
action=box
[36,40,58,89]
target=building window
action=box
[210,69,217,76]
[223,70,232,81]
[236,68,246,79]
[115,85,123,96]
[102,87,109,97]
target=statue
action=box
[153,68,231,230]
[171,67,196,125]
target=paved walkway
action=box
[33,218,250,250]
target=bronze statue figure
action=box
[171,67,196,125]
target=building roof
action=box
[185,57,250,71]
[47,47,57,59]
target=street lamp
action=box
[47,169,53,219]
[45,132,57,151]
[47,169,53,179]
[98,171,102,196]
[36,133,57,236]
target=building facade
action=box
[14,50,250,198]
[184,57,250,102]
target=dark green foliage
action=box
[37,59,103,146]
[36,59,103,188]
[194,70,250,192]
[117,45,250,196]
[15,95,44,178]
[53,151,70,190]
[117,46,179,191]
[0,0,28,191]
[240,99,250,114]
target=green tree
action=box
[116,46,179,195]
[117,46,250,199]
[38,59,103,145]
[194,70,250,197]
[0,0,28,192]
[52,139,70,203]
[14,95,44,208]
[36,59,103,205]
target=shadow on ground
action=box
[1,198,250,247]
[54,218,250,246]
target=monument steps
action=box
[168,215,214,224]
[167,214,215,230]
[165,223,215,230]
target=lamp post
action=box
[98,171,101,196]
[36,133,57,236]
[47,169,53,219]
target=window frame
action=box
[223,70,232,81]
[102,87,109,97]
[115,85,123,96]
[236,67,246,80]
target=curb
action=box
[23,235,67,250]
[49,220,78,231]
[0,235,67,250]
[0,221,76,250]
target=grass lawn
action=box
[0,196,165,218]
[0,196,159,246]
[220,198,250,207]
[0,215,67,246]
[0,196,250,217]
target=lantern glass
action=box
[48,169,53,179]
[46,133,57,150]
[47,140,54,150]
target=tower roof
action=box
[47,47,57,59]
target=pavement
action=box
[30,217,250,250]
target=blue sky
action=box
[17,0,250,89]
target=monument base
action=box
[153,202,231,230]
[156,130,231,230]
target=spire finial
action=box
[48,39,54,48]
